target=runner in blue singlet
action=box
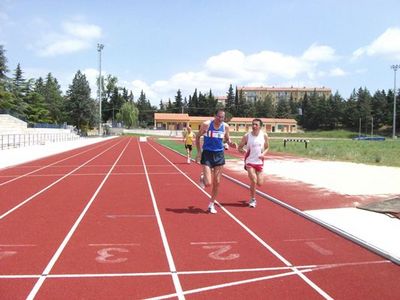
[195,109,237,214]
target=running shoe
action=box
[249,199,257,208]
[187,158,191,164]
[208,203,217,214]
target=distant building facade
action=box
[154,113,297,133]
[238,86,332,104]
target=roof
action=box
[154,113,190,121]
[238,86,331,92]
[154,113,296,124]
[230,117,296,124]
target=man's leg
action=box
[202,165,212,187]
[211,165,223,201]
[247,167,257,207]
[247,167,257,199]
[256,171,264,186]
[207,165,223,214]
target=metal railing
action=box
[0,133,80,150]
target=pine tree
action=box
[174,89,183,113]
[44,73,64,124]
[0,45,9,85]
[65,70,95,133]
[225,84,235,116]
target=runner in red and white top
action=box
[237,118,269,208]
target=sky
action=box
[1,0,400,106]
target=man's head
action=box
[214,109,225,125]
[251,118,263,132]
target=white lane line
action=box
[0,244,36,247]
[0,139,123,220]
[284,238,327,242]
[88,243,140,247]
[147,269,314,300]
[138,140,184,300]
[148,142,334,300]
[25,138,131,300]
[106,214,155,218]
[0,140,114,186]
[190,241,237,245]
[0,259,388,279]
[305,241,333,256]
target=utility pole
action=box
[391,64,399,139]
[97,43,104,135]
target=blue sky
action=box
[1,0,400,106]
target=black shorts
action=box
[201,150,225,168]
[185,144,192,151]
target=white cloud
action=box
[353,27,400,60]
[40,38,90,57]
[62,22,102,39]
[302,43,337,62]
[329,67,346,77]
[35,20,102,57]
[246,51,311,79]
[126,44,343,105]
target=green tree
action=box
[43,73,64,124]
[173,89,183,113]
[225,84,235,115]
[188,89,198,115]
[0,45,9,85]
[116,101,138,128]
[136,90,154,127]
[24,92,51,124]
[11,63,27,118]
[65,70,96,132]
[276,98,291,119]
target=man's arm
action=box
[224,123,237,148]
[237,134,248,154]
[260,133,269,158]
[195,122,207,162]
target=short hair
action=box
[215,109,225,116]
[253,118,263,126]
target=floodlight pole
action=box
[391,64,399,139]
[97,43,104,136]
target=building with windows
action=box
[154,113,297,133]
[238,86,331,104]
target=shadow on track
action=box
[219,200,248,208]
[166,206,208,214]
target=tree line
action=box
[1,45,399,134]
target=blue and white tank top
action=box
[203,121,225,152]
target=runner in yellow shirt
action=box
[183,126,195,164]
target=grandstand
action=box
[0,114,80,150]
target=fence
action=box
[0,133,80,150]
[283,138,310,149]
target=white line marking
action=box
[0,259,388,279]
[138,140,184,300]
[0,244,36,247]
[26,138,131,300]
[147,269,313,300]
[190,241,238,245]
[0,140,113,186]
[0,140,123,220]
[305,241,333,256]
[284,238,327,242]
[149,142,334,300]
[106,214,155,218]
[88,243,140,246]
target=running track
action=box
[0,136,398,299]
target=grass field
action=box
[154,135,400,168]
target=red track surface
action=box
[0,136,398,299]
